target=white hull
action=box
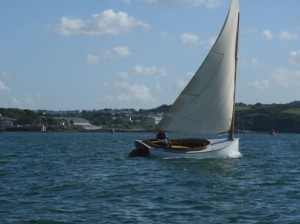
[135,138,240,159]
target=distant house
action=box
[148,116,162,125]
[120,115,132,123]
[0,114,17,130]
[55,117,92,127]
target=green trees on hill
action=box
[0,108,40,125]
[81,110,113,126]
[236,102,300,133]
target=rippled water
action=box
[1,132,300,223]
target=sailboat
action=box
[131,0,240,158]
[41,124,47,132]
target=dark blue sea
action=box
[1,132,300,223]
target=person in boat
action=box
[156,131,172,147]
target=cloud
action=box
[262,30,299,41]
[155,83,163,91]
[279,31,298,41]
[133,65,166,77]
[271,68,300,87]
[105,47,132,59]
[10,96,21,106]
[86,54,99,65]
[240,57,262,67]
[117,82,155,103]
[86,47,132,65]
[0,80,11,92]
[249,57,262,67]
[288,50,300,66]
[1,72,12,78]
[10,94,41,107]
[247,80,270,90]
[262,30,272,40]
[252,58,260,66]
[102,82,156,104]
[123,0,132,4]
[180,32,199,44]
[244,28,257,34]
[118,72,131,80]
[202,0,223,8]
[119,65,166,79]
[55,9,150,36]
[102,95,114,102]
[144,0,223,8]
[160,31,172,39]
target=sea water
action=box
[0,132,300,223]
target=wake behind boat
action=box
[130,0,241,158]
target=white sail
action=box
[157,0,239,134]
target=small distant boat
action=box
[41,124,47,132]
[131,0,240,159]
[269,128,276,136]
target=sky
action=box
[0,0,300,110]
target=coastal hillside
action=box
[1,101,300,133]
[235,101,300,133]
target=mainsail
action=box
[157,0,240,134]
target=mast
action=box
[228,12,240,140]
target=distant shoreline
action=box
[2,126,299,134]
[3,126,153,133]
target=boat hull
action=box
[134,138,240,159]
